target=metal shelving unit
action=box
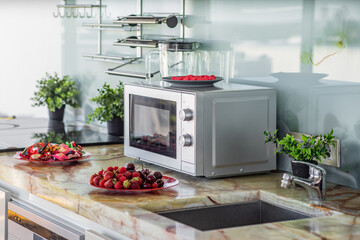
[56,0,186,79]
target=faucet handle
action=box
[294,161,327,197]
[310,166,324,182]
[281,173,294,189]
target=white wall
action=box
[0,0,62,118]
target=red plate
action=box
[13,151,91,164]
[90,176,179,192]
[162,76,223,87]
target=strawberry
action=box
[99,179,106,188]
[98,170,104,176]
[114,166,119,171]
[152,182,158,189]
[123,180,131,189]
[131,177,143,186]
[92,176,102,186]
[124,171,132,179]
[107,166,114,171]
[119,176,127,183]
[143,182,152,189]
[115,181,123,189]
[90,174,97,183]
[104,179,114,189]
[131,181,140,189]
[132,171,141,178]
[116,173,124,181]
[119,166,127,174]
[103,171,114,180]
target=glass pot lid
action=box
[160,40,200,52]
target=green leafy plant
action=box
[264,129,336,163]
[32,131,80,144]
[87,82,124,123]
[301,34,346,66]
[31,72,79,112]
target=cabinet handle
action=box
[0,187,10,240]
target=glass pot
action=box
[146,40,200,81]
[197,40,233,82]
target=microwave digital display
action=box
[129,94,177,158]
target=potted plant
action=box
[87,82,124,136]
[32,131,79,144]
[264,129,336,178]
[31,72,79,121]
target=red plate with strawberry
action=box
[163,75,223,87]
[14,141,91,164]
[89,163,179,192]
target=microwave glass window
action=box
[129,95,177,158]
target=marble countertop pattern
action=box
[0,144,360,239]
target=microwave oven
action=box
[124,81,276,178]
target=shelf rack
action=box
[82,23,139,31]
[113,39,159,48]
[81,54,140,64]
[53,4,108,18]
[79,0,185,79]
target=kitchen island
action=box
[0,144,359,239]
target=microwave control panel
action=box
[180,93,196,174]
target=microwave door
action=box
[130,95,176,158]
[124,86,182,170]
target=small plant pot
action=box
[48,120,65,134]
[107,117,124,136]
[48,105,65,121]
[291,160,318,179]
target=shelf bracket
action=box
[106,58,159,79]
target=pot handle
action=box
[145,50,160,82]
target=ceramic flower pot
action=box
[48,105,65,121]
[107,117,124,136]
[48,120,65,134]
[291,160,318,179]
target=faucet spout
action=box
[281,161,326,205]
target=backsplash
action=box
[62,0,360,188]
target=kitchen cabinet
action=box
[0,187,9,239]
[0,179,129,240]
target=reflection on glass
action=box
[130,95,176,158]
[32,131,80,144]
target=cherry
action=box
[125,162,135,171]
[146,174,156,184]
[153,171,162,180]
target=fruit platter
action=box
[89,163,179,192]
[14,141,90,163]
[171,75,217,81]
[162,75,223,87]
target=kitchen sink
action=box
[157,200,314,231]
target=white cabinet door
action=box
[0,187,10,240]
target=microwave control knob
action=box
[180,109,193,121]
[179,134,192,147]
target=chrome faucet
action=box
[281,161,326,205]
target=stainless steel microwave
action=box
[124,81,276,178]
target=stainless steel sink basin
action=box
[157,201,314,231]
